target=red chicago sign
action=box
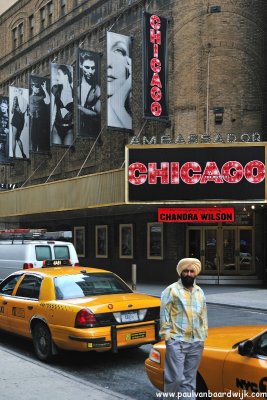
[149,15,162,117]
[128,160,265,185]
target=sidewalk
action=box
[133,282,267,311]
[0,347,134,400]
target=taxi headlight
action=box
[149,348,161,364]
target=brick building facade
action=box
[0,0,266,284]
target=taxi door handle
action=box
[27,306,33,310]
[2,301,7,305]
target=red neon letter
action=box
[180,162,201,184]
[128,163,147,185]
[221,161,243,183]
[150,73,162,88]
[150,15,161,30]
[148,162,169,184]
[153,44,159,58]
[150,29,161,45]
[200,162,224,184]
[150,58,161,73]
[244,160,265,183]
[171,162,180,184]
[151,102,162,116]
[150,86,162,101]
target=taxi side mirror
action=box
[238,340,253,356]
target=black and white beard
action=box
[181,275,195,288]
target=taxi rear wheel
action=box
[33,322,53,362]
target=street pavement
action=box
[135,282,267,311]
[1,282,266,399]
[0,346,134,400]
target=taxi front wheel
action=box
[33,322,53,362]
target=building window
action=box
[147,223,163,259]
[12,27,18,49]
[119,224,133,259]
[95,225,108,258]
[40,6,46,30]
[18,23,24,45]
[60,0,66,16]
[12,22,24,48]
[48,1,53,25]
[29,15,34,37]
[74,226,85,257]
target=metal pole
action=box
[131,264,136,290]
[206,49,211,135]
[216,254,220,285]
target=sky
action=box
[0,0,17,15]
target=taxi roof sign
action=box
[42,260,71,268]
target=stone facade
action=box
[0,0,266,187]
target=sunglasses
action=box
[183,269,195,274]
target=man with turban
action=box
[159,258,208,398]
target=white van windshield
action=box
[35,246,52,261]
[54,246,70,259]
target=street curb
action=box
[206,301,267,313]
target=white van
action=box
[0,237,79,281]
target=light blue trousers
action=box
[164,339,204,399]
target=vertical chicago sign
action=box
[143,12,169,120]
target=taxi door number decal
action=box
[12,307,25,318]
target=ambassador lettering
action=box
[128,160,265,185]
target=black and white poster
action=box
[29,75,50,152]
[0,96,9,163]
[107,32,132,130]
[50,63,74,146]
[9,86,29,159]
[77,49,101,139]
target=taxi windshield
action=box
[54,272,132,299]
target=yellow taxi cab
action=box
[0,261,160,362]
[145,325,267,396]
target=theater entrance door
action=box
[187,226,254,275]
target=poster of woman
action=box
[29,75,50,152]
[9,86,29,159]
[0,96,9,163]
[50,63,74,146]
[107,32,132,130]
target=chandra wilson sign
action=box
[125,144,267,203]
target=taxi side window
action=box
[0,275,22,296]
[15,275,42,299]
[255,332,267,357]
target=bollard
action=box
[131,263,136,290]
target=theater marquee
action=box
[125,144,267,204]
